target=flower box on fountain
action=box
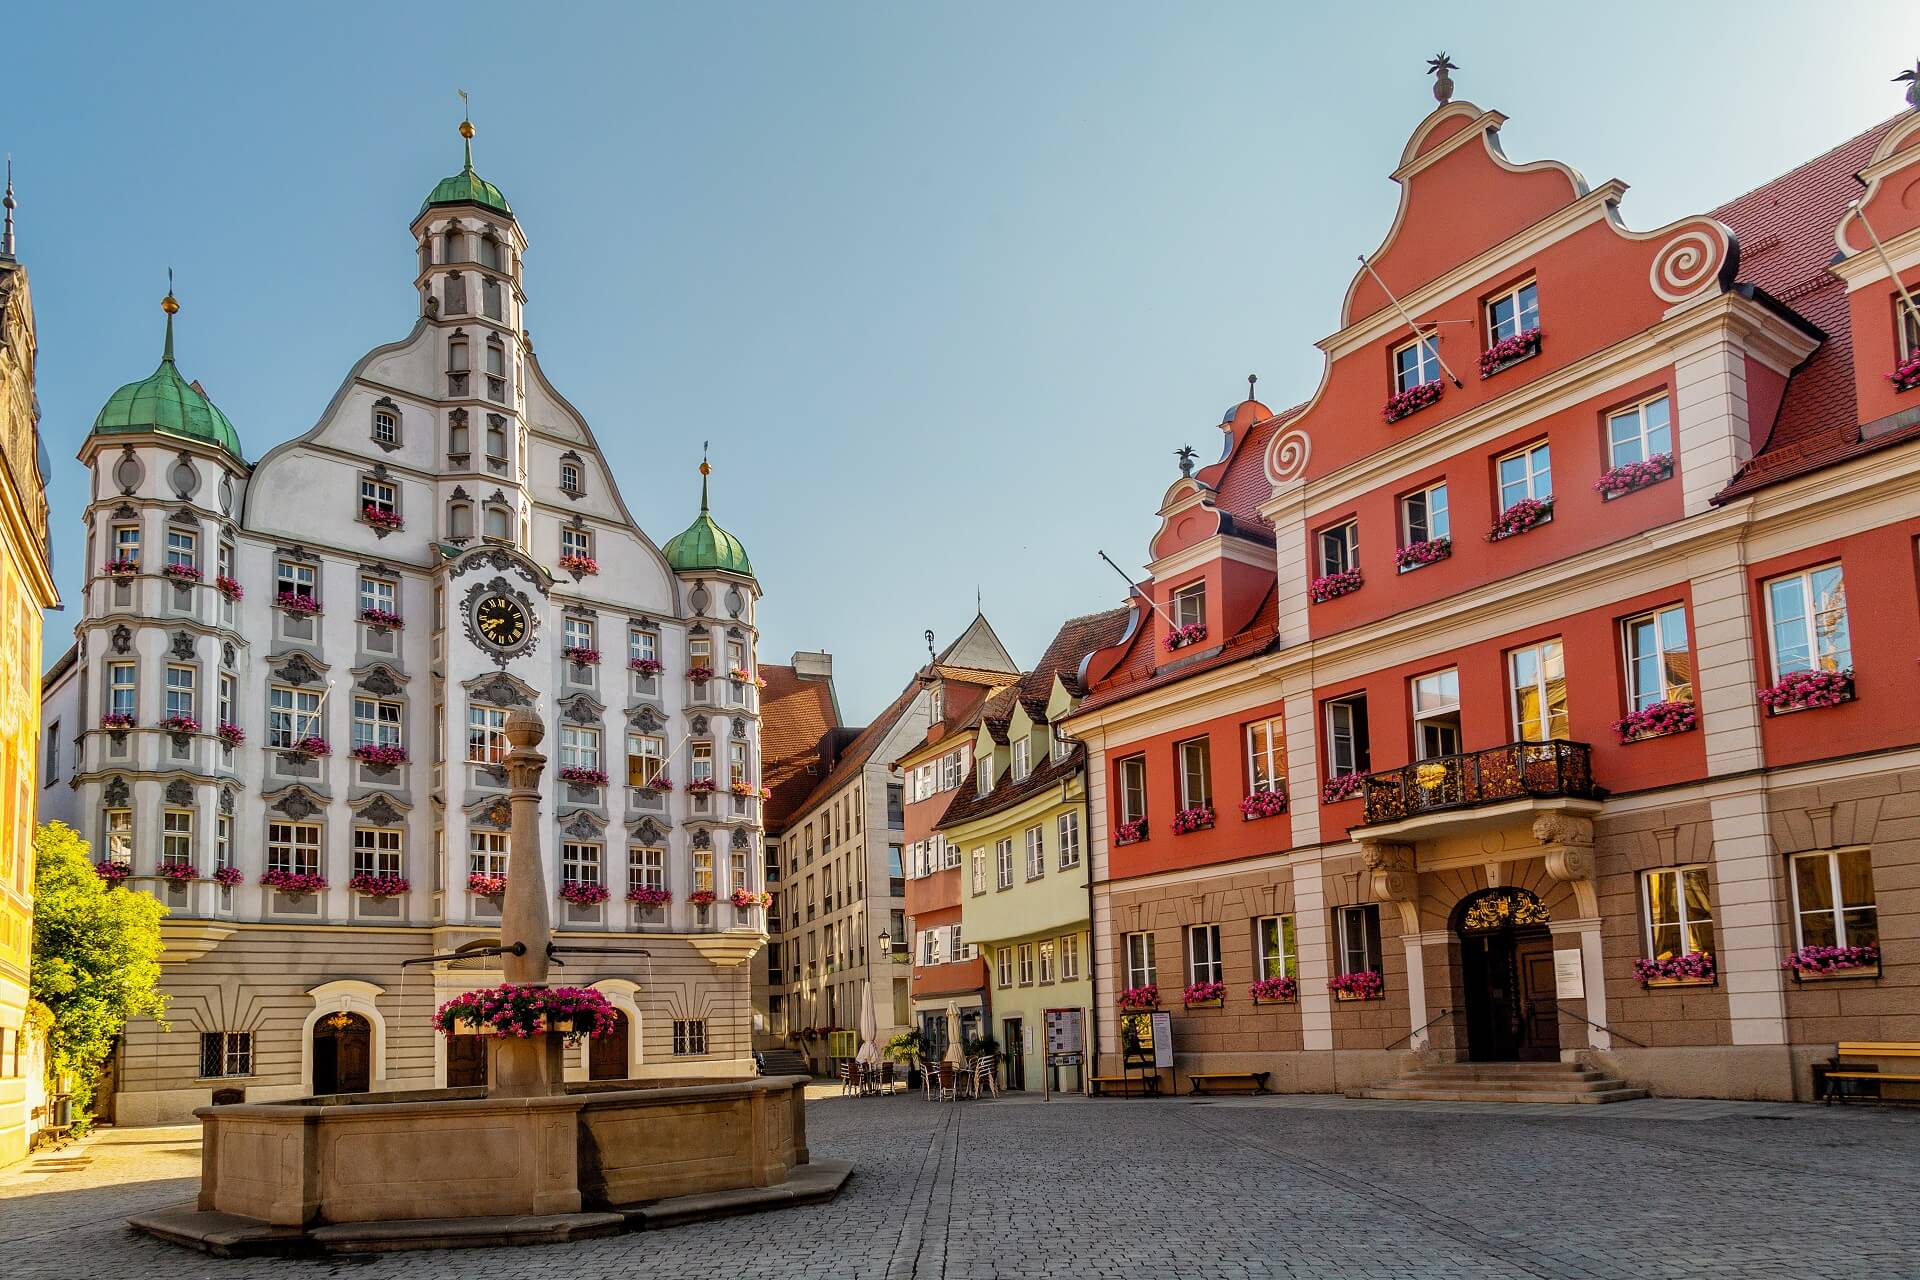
[433,984,618,1043]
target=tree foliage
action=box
[28,822,168,1118]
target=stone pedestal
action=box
[489,1034,567,1099]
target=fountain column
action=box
[489,706,566,1097]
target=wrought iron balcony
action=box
[1360,739,1600,826]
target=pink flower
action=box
[1321,773,1365,805]
[687,777,718,794]
[351,743,409,767]
[1382,380,1443,423]
[1886,354,1920,390]
[1328,969,1385,999]
[1634,951,1714,983]
[1171,805,1215,835]
[1781,944,1879,975]
[216,721,245,747]
[99,711,136,731]
[686,665,716,683]
[260,868,328,894]
[689,889,717,906]
[359,607,403,628]
[1593,453,1673,499]
[162,562,204,583]
[1478,327,1542,378]
[558,553,600,576]
[159,714,201,736]
[215,575,244,601]
[286,735,330,758]
[1114,817,1148,846]
[1309,569,1364,603]
[1612,699,1697,744]
[1163,622,1208,651]
[1394,537,1451,571]
[362,504,405,532]
[276,591,321,615]
[730,887,771,909]
[1250,976,1298,1002]
[94,860,132,884]
[626,885,673,907]
[559,881,611,906]
[1758,668,1854,713]
[467,872,508,897]
[348,872,411,897]
[558,765,610,787]
[1117,985,1159,1011]
[1182,981,1227,1005]
[1488,496,1554,541]
[103,557,139,577]
[211,865,244,887]
[629,657,664,675]
[563,646,602,665]
[156,862,198,882]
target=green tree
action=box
[28,822,168,1122]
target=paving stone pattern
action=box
[3,1094,1917,1278]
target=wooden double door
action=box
[1461,927,1559,1062]
[312,1013,373,1094]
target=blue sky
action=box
[11,2,1915,722]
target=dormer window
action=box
[560,461,582,495]
[1900,297,1920,359]
[1012,738,1031,782]
[1393,335,1442,393]
[372,405,399,447]
[976,758,993,797]
[1172,581,1206,629]
[927,684,943,722]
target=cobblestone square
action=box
[4,1093,1917,1278]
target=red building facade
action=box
[1064,85,1920,1101]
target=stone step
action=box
[1404,1068,1613,1085]
[1347,1085,1649,1104]
[1400,1077,1626,1094]
[757,1049,815,1078]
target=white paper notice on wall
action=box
[1553,948,1585,1001]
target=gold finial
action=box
[699,460,711,476]
[458,88,475,138]
[459,119,475,140]
[162,266,179,315]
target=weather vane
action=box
[1427,53,1458,104]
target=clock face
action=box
[474,594,528,650]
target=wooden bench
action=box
[1823,1042,1920,1104]
[1187,1071,1271,1097]
[1090,1074,1161,1098]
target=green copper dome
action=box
[420,125,512,218]
[91,298,244,460]
[663,465,754,577]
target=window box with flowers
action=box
[359,607,403,629]
[629,657,664,676]
[104,557,140,579]
[432,984,618,1043]
[160,714,201,738]
[1488,496,1554,541]
[558,553,599,578]
[1783,943,1880,981]
[1240,788,1287,821]
[216,721,245,748]
[729,780,772,800]
[348,873,411,898]
[730,887,772,909]
[1117,985,1159,1012]
[276,591,321,615]
[1478,327,1542,378]
[1887,353,1920,394]
[162,563,204,585]
[688,889,717,907]
[212,865,244,888]
[687,778,718,795]
[1171,805,1215,835]
[1758,668,1854,714]
[1114,817,1148,846]
[1310,569,1364,604]
[94,860,132,884]
[260,869,328,896]
[1634,951,1715,987]
[686,665,716,684]
[284,735,330,760]
[728,666,766,688]
[100,712,136,733]
[361,504,405,534]
[1612,700,1697,744]
[626,885,673,907]
[1593,453,1673,500]
[558,766,609,787]
[1382,381,1442,424]
[215,575,244,602]
[563,646,602,666]
[1329,970,1385,1001]
[1164,623,1207,652]
[560,881,611,907]
[1182,980,1226,1009]
[1394,538,1451,572]
[1250,976,1298,1005]
[645,773,674,793]
[157,862,199,884]
[351,743,409,768]
[1321,773,1365,805]
[467,871,508,898]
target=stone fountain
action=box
[132,709,846,1256]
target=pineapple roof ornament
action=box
[1427,53,1458,104]
[1897,62,1920,111]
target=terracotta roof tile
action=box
[1073,579,1279,718]
[935,743,1084,831]
[784,678,923,826]
[1023,606,1133,699]
[757,664,841,833]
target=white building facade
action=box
[39,124,771,1123]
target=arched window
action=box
[484,417,506,461]
[447,336,470,397]
[485,337,506,402]
[483,279,503,321]
[448,414,469,457]
[448,502,472,540]
[483,505,510,541]
[479,235,502,271]
[560,461,582,495]
[443,227,463,263]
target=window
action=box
[267,821,321,876]
[1401,480,1449,547]
[1623,606,1691,711]
[359,575,397,618]
[268,685,321,748]
[629,628,657,669]
[483,505,510,541]
[1336,904,1382,976]
[1606,393,1673,470]
[372,406,398,446]
[218,674,236,731]
[971,848,987,895]
[112,523,141,564]
[360,476,398,519]
[560,461,581,494]
[926,684,943,722]
[216,814,232,873]
[276,559,316,602]
[485,416,506,461]
[1124,931,1157,989]
[352,696,403,751]
[1037,940,1056,984]
[1056,811,1081,869]
[976,757,994,797]
[629,846,665,893]
[1643,866,1714,960]
[1318,519,1358,577]
[561,525,592,560]
[482,278,503,321]
[1012,737,1031,782]
[1326,695,1371,777]
[1509,640,1568,742]
[919,929,943,966]
[1060,933,1082,980]
[107,662,136,718]
[165,527,197,570]
[1496,441,1553,510]
[1486,279,1539,343]
[690,742,714,788]
[1246,719,1283,795]
[353,827,403,877]
[1411,669,1461,760]
[1172,581,1206,628]
[940,749,964,791]
[165,664,196,720]
[1177,737,1212,810]
[448,502,473,540]
[672,1019,708,1056]
[1393,334,1441,392]
[217,540,235,584]
[1187,924,1222,985]
[562,841,602,888]
[691,849,714,896]
[1901,297,1920,359]
[994,837,1014,890]
[1024,825,1045,880]
[1117,755,1147,824]
[1789,849,1877,950]
[1764,564,1850,679]
[44,720,59,783]
[729,741,749,789]
[1256,914,1298,980]
[104,808,133,864]
[997,946,1013,987]
[485,337,507,401]
[199,1032,253,1079]
[466,703,508,764]
[162,810,193,867]
[470,830,508,878]
[556,727,599,773]
[1017,943,1035,985]
[562,616,595,654]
